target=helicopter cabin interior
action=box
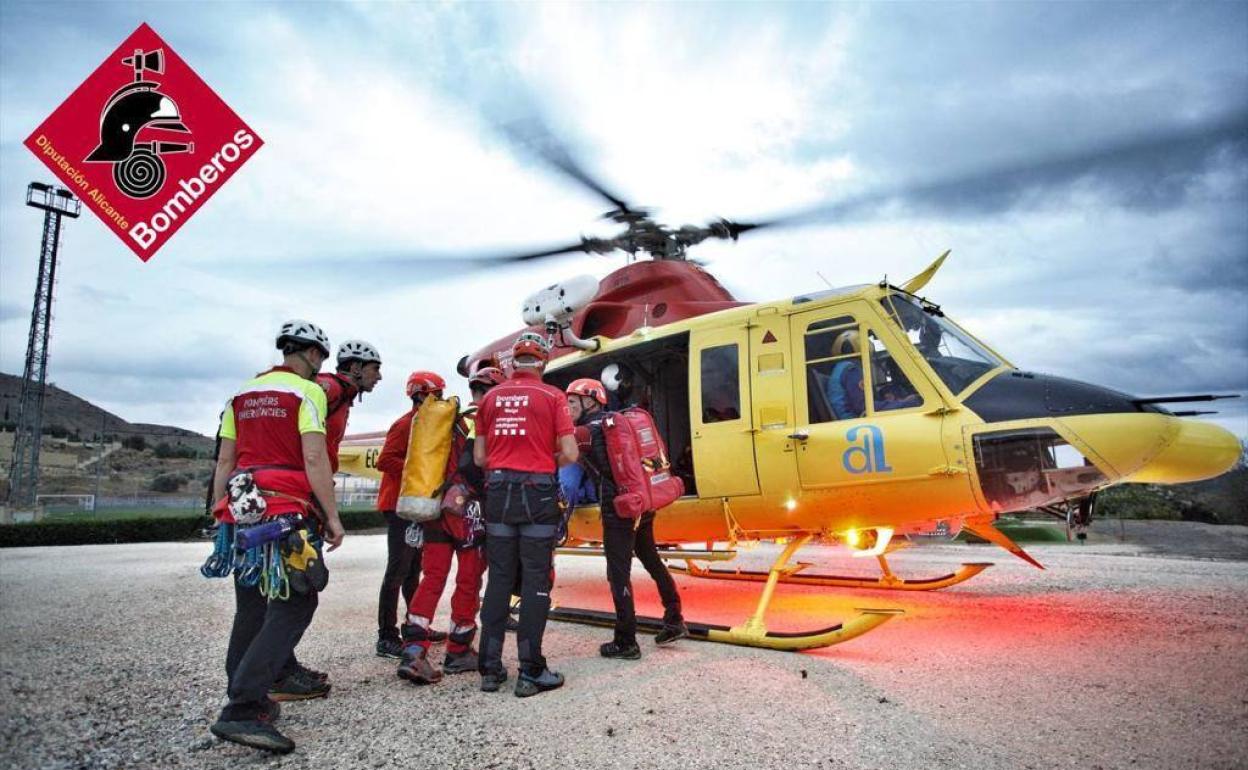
[544,333,700,497]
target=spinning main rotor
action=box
[481,109,1247,266]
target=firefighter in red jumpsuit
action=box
[374,372,448,657]
[396,366,506,684]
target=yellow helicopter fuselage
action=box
[339,276,1241,548]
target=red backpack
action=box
[602,407,685,518]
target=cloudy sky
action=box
[1,1,1245,440]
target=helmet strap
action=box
[339,361,363,388]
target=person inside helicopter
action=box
[601,362,650,411]
[880,293,1003,395]
[824,330,866,420]
[824,329,921,420]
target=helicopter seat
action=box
[807,367,834,424]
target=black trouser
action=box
[479,472,560,677]
[602,509,683,645]
[377,511,423,640]
[223,576,319,720]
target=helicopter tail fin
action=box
[901,250,950,294]
[962,515,1045,570]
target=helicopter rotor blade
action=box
[370,237,624,267]
[500,117,633,214]
[230,238,626,282]
[497,241,604,262]
[733,110,1248,233]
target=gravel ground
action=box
[2,523,1246,770]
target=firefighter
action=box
[395,366,505,684]
[475,334,579,697]
[264,340,384,701]
[318,340,383,474]
[208,320,346,755]
[565,378,687,659]
[374,372,449,658]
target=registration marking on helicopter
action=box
[24,23,262,261]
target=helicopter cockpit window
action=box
[700,344,741,423]
[803,316,865,423]
[882,294,1003,394]
[867,331,922,412]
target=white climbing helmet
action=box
[275,319,331,357]
[337,339,382,366]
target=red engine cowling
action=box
[603,407,684,518]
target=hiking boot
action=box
[291,662,329,683]
[515,668,564,698]
[396,644,443,685]
[443,647,479,675]
[479,668,509,692]
[210,718,295,754]
[376,637,405,659]
[599,641,642,660]
[428,628,447,643]
[654,622,689,647]
[269,671,331,702]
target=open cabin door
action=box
[690,325,760,497]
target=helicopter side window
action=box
[867,331,922,413]
[803,316,864,423]
[700,344,741,423]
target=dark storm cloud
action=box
[774,2,1248,221]
[1143,226,1248,294]
[756,111,1248,228]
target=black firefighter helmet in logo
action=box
[84,48,194,199]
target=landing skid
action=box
[668,557,993,591]
[550,535,900,651]
[547,606,901,652]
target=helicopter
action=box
[336,115,1244,652]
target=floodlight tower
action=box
[6,183,81,507]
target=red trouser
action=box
[407,542,486,652]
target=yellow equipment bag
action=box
[396,395,459,522]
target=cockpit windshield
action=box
[880,293,1004,394]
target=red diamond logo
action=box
[24,23,262,261]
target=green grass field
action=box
[42,507,201,523]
